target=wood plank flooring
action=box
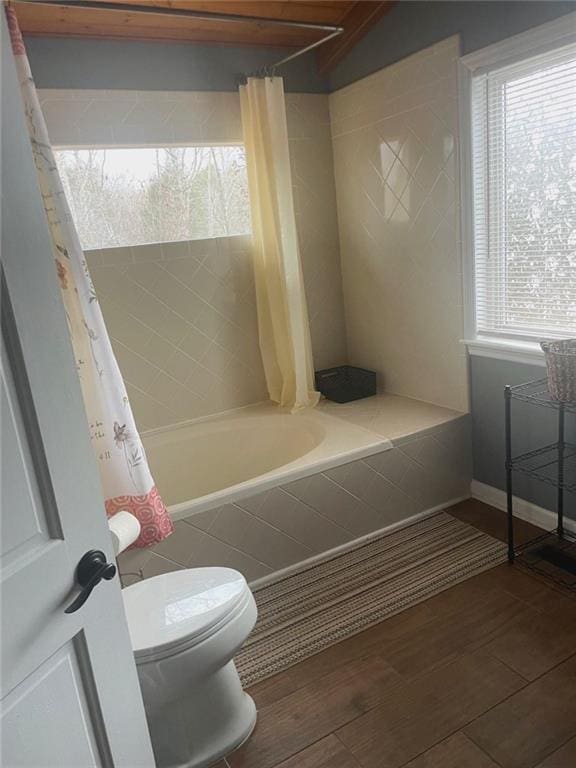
[216,500,576,768]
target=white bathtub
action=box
[143,403,392,521]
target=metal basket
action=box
[540,339,576,402]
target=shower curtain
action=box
[240,77,319,411]
[5,5,173,547]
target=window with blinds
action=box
[471,43,576,341]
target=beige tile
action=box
[152,271,201,320]
[163,349,195,385]
[329,37,466,413]
[153,520,202,566]
[123,261,164,292]
[283,472,384,536]
[98,246,133,266]
[155,307,190,346]
[318,394,464,440]
[238,487,352,554]
[164,256,204,289]
[194,304,225,340]
[160,524,271,581]
[209,504,313,571]
[178,326,212,362]
[140,553,184,579]
[181,508,220,532]
[112,341,160,387]
[125,383,177,432]
[102,303,152,356]
[118,549,183,587]
[132,243,163,262]
[143,331,176,371]
[161,240,191,261]
[222,548,272,583]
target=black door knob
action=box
[65,550,117,614]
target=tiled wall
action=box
[329,37,468,412]
[40,88,347,427]
[87,236,267,431]
[118,416,471,585]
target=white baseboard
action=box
[249,493,470,589]
[471,479,575,535]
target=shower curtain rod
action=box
[13,0,344,73]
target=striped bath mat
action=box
[236,512,507,686]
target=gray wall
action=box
[25,3,575,94]
[329,1,575,90]
[471,357,575,515]
[24,37,328,93]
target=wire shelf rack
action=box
[505,378,576,581]
[511,442,576,494]
[509,377,576,415]
[515,528,576,594]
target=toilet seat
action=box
[122,567,252,662]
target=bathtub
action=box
[122,399,470,584]
[143,402,392,521]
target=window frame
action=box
[459,11,576,366]
[54,141,251,252]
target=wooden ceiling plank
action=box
[13,0,385,58]
[19,0,355,26]
[14,3,327,46]
[316,0,395,73]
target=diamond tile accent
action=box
[120,416,471,583]
[87,236,268,431]
[329,37,468,412]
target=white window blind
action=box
[471,43,576,341]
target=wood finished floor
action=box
[209,500,576,768]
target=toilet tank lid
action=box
[122,567,249,654]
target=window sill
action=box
[462,337,545,367]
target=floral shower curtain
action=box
[240,77,319,411]
[5,5,173,548]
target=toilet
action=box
[122,567,258,768]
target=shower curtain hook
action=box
[239,63,278,82]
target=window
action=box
[56,145,251,251]
[470,42,576,342]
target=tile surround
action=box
[329,37,468,412]
[118,415,472,585]
[39,88,347,429]
[86,236,268,430]
[318,393,465,441]
[41,63,474,580]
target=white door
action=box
[0,14,155,768]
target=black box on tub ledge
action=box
[315,365,377,403]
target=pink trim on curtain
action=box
[106,487,173,548]
[6,5,25,54]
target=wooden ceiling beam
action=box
[12,0,391,66]
[14,7,324,47]
[85,1,354,25]
[13,0,355,45]
[316,0,395,74]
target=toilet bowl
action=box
[122,567,258,768]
